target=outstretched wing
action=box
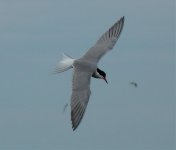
[83,16,125,63]
[71,67,92,130]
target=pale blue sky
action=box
[0,0,175,150]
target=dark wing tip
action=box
[120,16,125,22]
[120,16,125,27]
[71,103,85,131]
[71,111,76,131]
[71,112,83,131]
[121,16,125,25]
[71,109,79,131]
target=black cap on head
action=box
[97,68,108,84]
[97,68,106,78]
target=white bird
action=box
[54,17,125,130]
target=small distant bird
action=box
[54,17,125,130]
[130,82,138,88]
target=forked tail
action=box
[53,53,74,74]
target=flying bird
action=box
[54,17,125,130]
[130,82,138,88]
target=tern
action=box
[55,16,125,130]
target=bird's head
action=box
[97,68,108,84]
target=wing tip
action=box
[71,109,81,131]
[71,118,79,131]
[71,103,86,131]
[120,16,125,25]
[118,16,125,25]
[72,125,77,131]
[71,110,77,131]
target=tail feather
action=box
[53,53,74,74]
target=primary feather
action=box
[71,66,92,130]
[82,16,124,63]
